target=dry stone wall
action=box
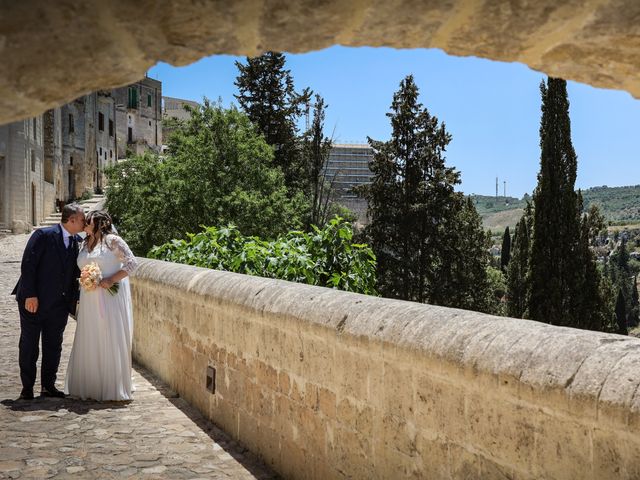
[1,0,640,126]
[131,258,640,480]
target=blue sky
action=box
[150,46,640,198]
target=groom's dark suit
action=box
[12,224,80,392]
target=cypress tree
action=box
[435,197,493,312]
[575,202,607,331]
[631,277,640,327]
[235,52,312,191]
[610,238,637,327]
[615,288,628,335]
[506,204,532,318]
[529,78,601,329]
[361,75,490,311]
[500,226,511,272]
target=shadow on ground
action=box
[134,364,280,479]
[1,394,130,415]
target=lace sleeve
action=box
[105,234,138,274]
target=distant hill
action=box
[469,185,640,233]
[581,185,640,223]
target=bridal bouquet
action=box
[79,262,119,296]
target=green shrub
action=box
[149,217,378,296]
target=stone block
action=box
[304,382,319,411]
[332,426,374,479]
[335,346,369,400]
[533,412,592,479]
[414,374,466,442]
[381,359,414,418]
[465,392,535,471]
[256,361,279,393]
[318,387,337,420]
[277,370,291,395]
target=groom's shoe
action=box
[19,388,34,400]
[41,386,66,398]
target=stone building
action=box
[163,96,200,122]
[61,91,117,199]
[161,96,200,148]
[114,76,162,158]
[0,113,63,232]
[1,78,162,232]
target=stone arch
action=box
[0,0,639,126]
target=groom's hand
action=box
[25,297,38,314]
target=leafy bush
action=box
[148,217,378,295]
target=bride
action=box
[65,210,138,401]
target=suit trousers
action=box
[18,300,69,391]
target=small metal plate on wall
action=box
[206,366,216,394]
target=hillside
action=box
[581,185,640,223]
[470,185,640,233]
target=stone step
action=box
[36,194,107,228]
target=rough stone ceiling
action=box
[1,0,639,126]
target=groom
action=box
[12,203,85,400]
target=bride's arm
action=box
[100,269,129,289]
[100,234,138,289]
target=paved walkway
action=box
[0,234,277,479]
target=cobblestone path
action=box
[0,234,277,479]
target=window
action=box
[99,147,102,156]
[110,150,113,159]
[109,119,113,137]
[69,114,74,133]
[30,150,35,172]
[98,112,104,131]
[32,118,36,141]
[149,121,151,126]
[127,87,138,109]
[147,93,152,107]
[69,156,73,166]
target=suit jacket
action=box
[12,224,81,315]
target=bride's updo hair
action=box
[86,210,115,238]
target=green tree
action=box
[584,203,606,244]
[302,94,341,228]
[615,288,628,335]
[500,226,511,272]
[528,78,605,330]
[631,276,640,327]
[506,204,532,318]
[486,266,507,316]
[432,197,494,312]
[609,238,638,328]
[576,200,609,331]
[106,101,306,255]
[360,75,491,312]
[234,52,312,192]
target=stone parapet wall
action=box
[131,258,640,479]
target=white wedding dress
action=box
[65,234,138,401]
